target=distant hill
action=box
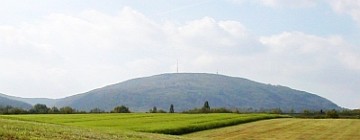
[0,93,57,107]
[0,94,33,109]
[55,73,340,112]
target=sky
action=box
[0,0,359,108]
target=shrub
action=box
[326,109,339,118]
[112,105,130,113]
[89,108,104,113]
[60,106,76,114]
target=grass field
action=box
[3,114,358,140]
[0,118,160,140]
[186,118,360,140]
[0,113,282,139]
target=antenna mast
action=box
[176,59,179,73]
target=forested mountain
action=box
[54,73,340,112]
[0,94,33,109]
[0,93,57,106]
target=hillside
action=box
[0,93,57,107]
[0,94,33,109]
[55,73,340,112]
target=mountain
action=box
[0,93,57,107]
[55,73,340,112]
[0,94,33,109]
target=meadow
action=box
[186,118,360,140]
[2,113,359,140]
[0,113,282,139]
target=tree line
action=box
[1,101,359,119]
[0,104,81,114]
[0,103,174,114]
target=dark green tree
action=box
[49,106,60,114]
[9,107,25,114]
[1,106,26,114]
[169,104,174,113]
[202,101,210,113]
[112,105,130,113]
[31,104,49,114]
[150,106,157,113]
[90,108,104,113]
[60,106,76,114]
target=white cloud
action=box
[1,6,359,108]
[260,0,318,8]
[260,31,360,71]
[259,31,360,108]
[330,0,360,24]
[230,0,318,8]
[0,7,251,98]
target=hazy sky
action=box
[0,0,359,108]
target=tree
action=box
[202,101,210,113]
[90,108,104,113]
[326,109,339,118]
[150,106,157,113]
[169,104,174,113]
[271,108,282,114]
[9,107,25,114]
[303,109,311,116]
[31,104,49,114]
[60,106,76,114]
[112,105,130,113]
[49,106,60,114]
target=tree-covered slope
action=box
[0,93,33,109]
[55,73,340,112]
[0,93,57,106]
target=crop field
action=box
[0,113,282,139]
[186,118,360,140]
[2,114,359,140]
[0,118,161,140]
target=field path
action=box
[186,118,360,140]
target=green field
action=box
[2,114,359,140]
[186,118,360,140]
[0,113,282,139]
[0,118,163,140]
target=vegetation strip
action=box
[0,113,287,136]
[146,114,286,135]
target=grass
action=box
[0,113,284,135]
[0,117,179,140]
[186,118,360,140]
[2,114,359,140]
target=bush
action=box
[182,107,233,114]
[89,108,104,113]
[157,109,167,113]
[60,106,76,114]
[326,109,339,118]
[30,104,49,114]
[0,106,27,114]
[112,105,130,113]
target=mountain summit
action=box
[55,73,340,112]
